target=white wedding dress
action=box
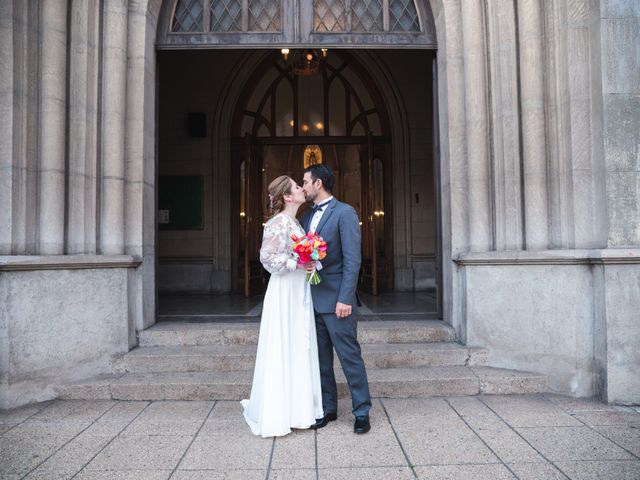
[241,213,324,437]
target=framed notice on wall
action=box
[158,175,204,230]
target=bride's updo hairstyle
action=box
[267,175,293,217]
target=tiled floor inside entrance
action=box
[158,291,439,322]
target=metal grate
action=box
[210,0,242,32]
[352,0,383,32]
[172,0,203,32]
[313,0,346,32]
[248,0,281,31]
[389,0,420,32]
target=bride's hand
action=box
[297,261,316,272]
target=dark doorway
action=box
[230,50,394,296]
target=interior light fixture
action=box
[281,48,328,76]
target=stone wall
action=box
[457,250,640,403]
[597,1,640,404]
[0,0,158,408]
[0,256,139,409]
[433,0,640,402]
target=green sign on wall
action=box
[158,176,204,230]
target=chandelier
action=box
[281,48,328,76]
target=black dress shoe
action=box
[354,415,370,434]
[310,412,337,429]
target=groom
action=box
[301,164,372,434]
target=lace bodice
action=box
[260,213,305,275]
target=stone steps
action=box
[56,366,546,401]
[116,342,489,373]
[54,319,548,401]
[138,320,456,347]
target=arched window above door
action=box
[171,0,281,33]
[158,0,435,47]
[313,0,420,33]
[232,51,388,138]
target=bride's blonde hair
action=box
[267,175,293,218]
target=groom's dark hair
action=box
[305,164,334,193]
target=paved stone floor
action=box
[1,395,639,479]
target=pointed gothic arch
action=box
[137,0,446,331]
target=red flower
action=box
[291,232,328,285]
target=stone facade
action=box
[0,0,638,408]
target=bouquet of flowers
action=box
[291,232,327,285]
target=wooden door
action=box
[240,135,266,297]
[359,132,392,294]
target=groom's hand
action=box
[336,302,352,318]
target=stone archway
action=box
[139,0,565,342]
[131,0,449,331]
[150,0,444,312]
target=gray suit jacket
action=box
[300,198,362,314]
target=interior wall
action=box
[157,50,245,293]
[376,51,437,288]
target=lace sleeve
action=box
[260,215,298,275]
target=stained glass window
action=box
[171,0,282,33]
[172,0,203,32]
[210,0,242,31]
[237,51,384,138]
[313,0,347,32]
[172,0,422,35]
[389,0,420,32]
[248,0,281,31]
[312,0,421,32]
[352,0,383,32]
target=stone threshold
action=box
[454,248,640,266]
[0,254,142,271]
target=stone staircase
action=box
[56,320,546,401]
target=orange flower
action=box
[291,232,328,284]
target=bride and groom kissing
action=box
[241,164,372,438]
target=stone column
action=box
[566,0,607,248]
[126,2,158,333]
[67,1,90,253]
[12,0,39,254]
[443,0,469,255]
[38,0,68,254]
[100,0,128,254]
[461,0,492,251]
[486,0,523,251]
[601,2,640,247]
[518,0,549,249]
[0,0,14,254]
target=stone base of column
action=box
[0,255,141,409]
[454,248,640,404]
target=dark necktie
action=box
[312,200,330,213]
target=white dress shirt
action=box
[309,196,333,233]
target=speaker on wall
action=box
[187,112,207,138]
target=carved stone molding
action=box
[0,255,143,272]
[454,249,640,266]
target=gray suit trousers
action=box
[314,311,372,417]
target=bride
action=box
[240,175,324,437]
